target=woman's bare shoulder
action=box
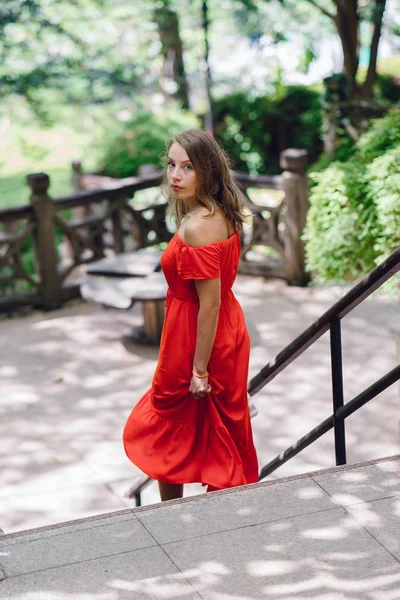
[181,210,227,248]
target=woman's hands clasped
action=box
[189,373,211,399]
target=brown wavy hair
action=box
[162,129,247,233]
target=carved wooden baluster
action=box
[111,195,127,254]
[28,172,62,310]
[71,160,83,193]
[71,159,91,220]
[280,149,309,286]
[60,159,86,260]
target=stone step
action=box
[1,455,399,600]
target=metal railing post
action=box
[330,317,346,465]
[252,248,399,481]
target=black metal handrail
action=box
[249,246,400,480]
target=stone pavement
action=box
[1,455,400,600]
[0,276,399,534]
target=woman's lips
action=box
[172,185,183,191]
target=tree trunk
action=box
[334,0,360,98]
[154,1,190,109]
[202,0,214,133]
[361,0,387,99]
[306,1,386,101]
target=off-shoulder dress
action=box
[123,232,258,491]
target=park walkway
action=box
[1,455,400,599]
[0,275,399,534]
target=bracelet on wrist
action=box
[192,369,209,379]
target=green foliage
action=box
[0,105,92,209]
[356,108,400,164]
[355,56,400,105]
[20,233,37,290]
[304,109,400,283]
[0,230,36,296]
[0,226,66,295]
[311,77,400,173]
[367,146,400,262]
[303,163,377,281]
[213,85,323,174]
[375,74,400,104]
[378,54,400,78]
[97,110,199,178]
[0,0,157,118]
[236,0,391,102]
[18,136,50,162]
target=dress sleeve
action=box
[176,243,221,280]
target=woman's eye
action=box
[167,162,174,168]
[184,165,193,171]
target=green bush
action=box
[375,74,400,104]
[356,108,400,164]
[97,110,199,178]
[304,109,400,282]
[213,85,323,174]
[95,86,322,178]
[309,104,400,174]
[367,146,400,262]
[303,163,378,281]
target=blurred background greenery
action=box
[0,0,399,283]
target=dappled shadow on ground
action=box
[237,279,400,480]
[0,277,399,532]
[0,300,160,531]
[1,464,400,599]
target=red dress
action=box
[123,232,258,491]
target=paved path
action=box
[0,277,399,533]
[1,456,400,599]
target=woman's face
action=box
[167,142,198,204]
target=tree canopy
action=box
[236,0,393,99]
[1,0,397,119]
[0,1,163,110]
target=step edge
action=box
[2,453,399,541]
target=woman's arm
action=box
[190,277,220,398]
[183,215,224,398]
[193,277,221,375]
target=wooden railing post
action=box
[28,172,62,310]
[280,148,309,286]
[111,196,126,254]
[71,159,90,219]
[71,160,83,193]
[61,160,86,260]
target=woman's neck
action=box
[184,200,203,215]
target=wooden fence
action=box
[0,148,309,313]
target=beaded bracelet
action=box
[192,369,209,379]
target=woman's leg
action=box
[158,481,183,501]
[206,484,220,492]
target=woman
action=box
[123,129,258,501]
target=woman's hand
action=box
[189,374,211,399]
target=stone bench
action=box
[81,249,167,345]
[86,249,162,278]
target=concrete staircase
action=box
[1,455,400,600]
